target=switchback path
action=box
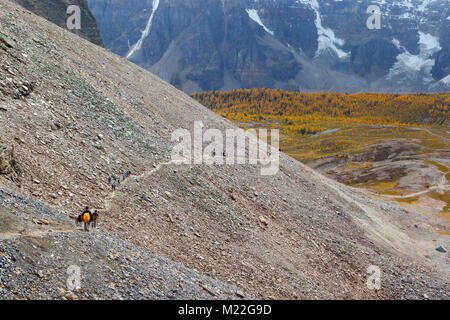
[366,175,449,199]
[103,158,179,211]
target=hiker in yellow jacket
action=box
[82,206,92,232]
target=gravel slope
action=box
[0,187,250,300]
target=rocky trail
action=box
[368,175,449,199]
[103,158,179,211]
[374,125,450,142]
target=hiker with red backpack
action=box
[76,212,83,227]
[76,206,89,229]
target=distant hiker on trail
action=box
[108,177,112,184]
[91,210,99,229]
[112,181,116,191]
[82,206,92,232]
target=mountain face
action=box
[13,0,104,46]
[87,0,450,93]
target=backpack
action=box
[83,212,91,223]
[77,215,83,223]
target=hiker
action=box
[82,206,92,232]
[112,181,116,191]
[75,213,83,226]
[76,206,90,227]
[108,177,112,184]
[91,210,99,229]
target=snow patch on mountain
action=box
[418,31,441,55]
[388,32,441,84]
[441,74,450,84]
[126,0,160,59]
[296,0,349,59]
[417,0,438,12]
[246,9,274,35]
[363,0,440,17]
[399,0,414,9]
[391,52,434,74]
[429,73,450,91]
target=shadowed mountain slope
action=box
[13,0,104,46]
